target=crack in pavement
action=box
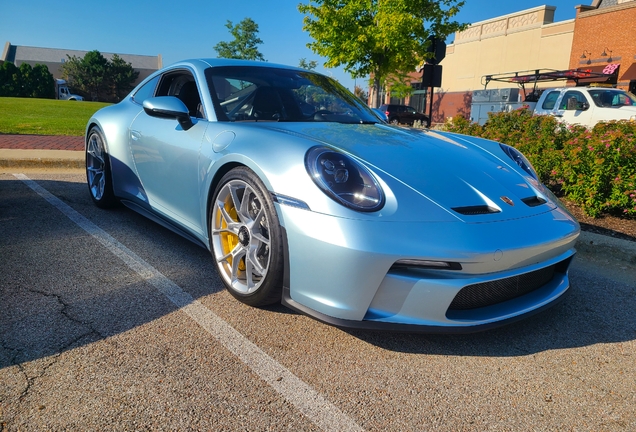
[1,286,104,403]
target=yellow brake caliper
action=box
[220,197,246,271]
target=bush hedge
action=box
[442,107,636,217]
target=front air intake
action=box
[452,205,501,215]
[448,264,557,310]
[521,196,547,207]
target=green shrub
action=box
[558,121,636,217]
[443,114,484,137]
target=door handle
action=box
[131,130,141,141]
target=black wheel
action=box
[86,127,118,208]
[390,117,399,125]
[210,167,284,306]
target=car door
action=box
[553,90,593,127]
[129,70,209,235]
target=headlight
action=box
[499,143,538,181]
[305,146,385,212]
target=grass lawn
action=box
[0,97,111,136]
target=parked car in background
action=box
[379,104,430,127]
[533,87,636,128]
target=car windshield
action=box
[206,66,378,124]
[588,89,636,108]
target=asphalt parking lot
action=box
[1,169,635,431]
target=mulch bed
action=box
[563,199,636,242]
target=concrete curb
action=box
[0,149,84,169]
[1,150,635,265]
[577,231,636,265]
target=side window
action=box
[156,71,204,118]
[541,91,560,110]
[132,75,160,105]
[560,91,587,110]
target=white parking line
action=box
[14,173,364,432]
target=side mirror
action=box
[579,102,590,111]
[143,96,193,130]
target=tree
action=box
[61,50,137,101]
[298,58,318,70]
[18,63,33,97]
[62,50,110,100]
[298,0,467,107]
[109,54,139,101]
[214,18,265,61]
[0,61,20,96]
[0,61,54,98]
[31,64,55,98]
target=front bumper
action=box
[277,204,579,332]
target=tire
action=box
[210,167,284,306]
[86,127,118,208]
[390,118,399,125]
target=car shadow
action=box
[1,177,634,370]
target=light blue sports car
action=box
[85,59,580,333]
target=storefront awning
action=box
[575,64,619,85]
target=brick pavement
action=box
[0,134,84,151]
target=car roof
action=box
[167,58,308,73]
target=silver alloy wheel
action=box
[86,131,106,200]
[211,179,271,294]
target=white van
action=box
[534,87,636,128]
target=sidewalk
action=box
[1,134,634,264]
[0,134,84,168]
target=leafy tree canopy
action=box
[62,50,109,100]
[0,62,21,96]
[61,50,138,101]
[31,64,56,98]
[298,0,467,105]
[0,61,54,98]
[109,54,140,100]
[214,18,266,61]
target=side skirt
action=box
[120,199,208,250]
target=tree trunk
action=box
[373,76,382,108]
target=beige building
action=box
[442,6,575,92]
[1,42,162,86]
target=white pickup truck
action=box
[55,79,84,101]
[533,87,636,128]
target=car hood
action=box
[264,122,554,221]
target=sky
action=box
[0,0,588,91]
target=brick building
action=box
[372,0,636,125]
[569,0,636,93]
